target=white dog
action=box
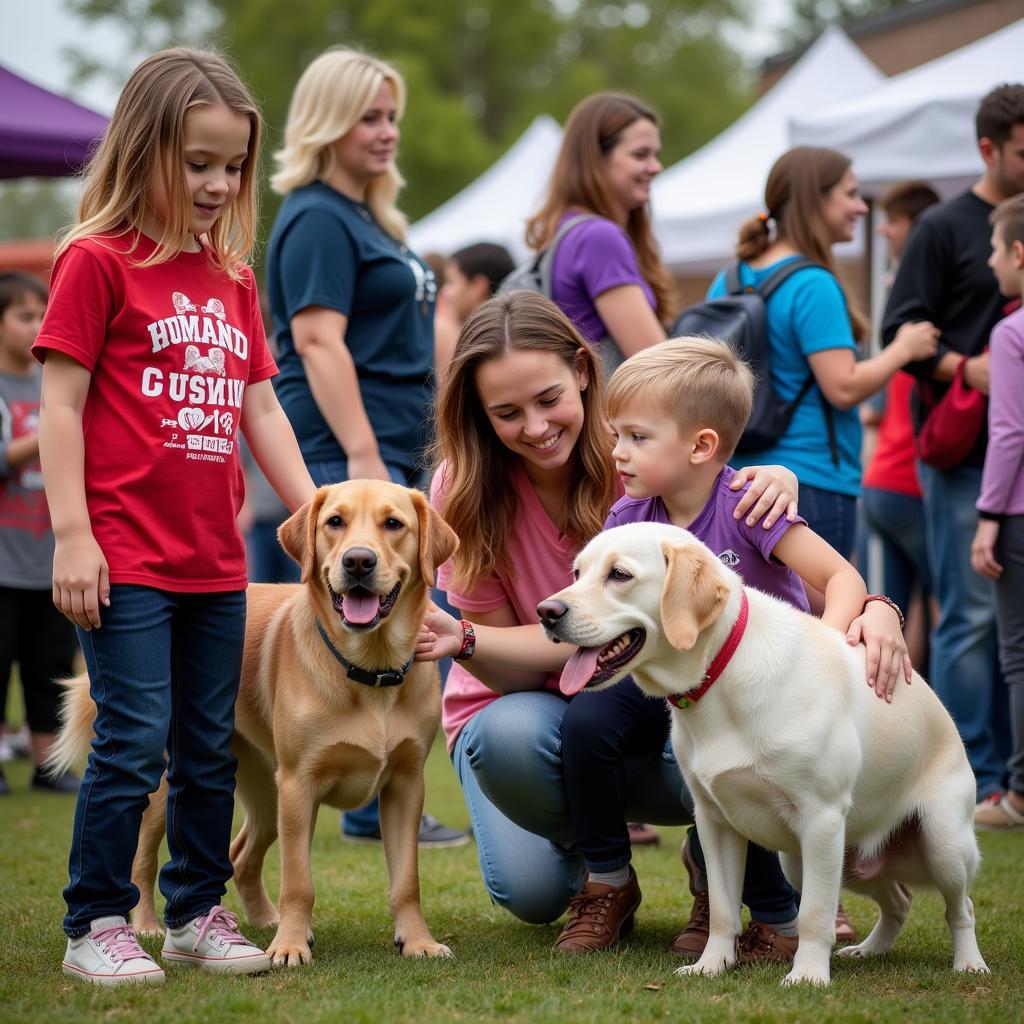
[538,522,988,986]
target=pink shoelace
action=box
[93,923,148,964]
[194,906,248,952]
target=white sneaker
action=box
[161,906,270,974]
[62,916,165,986]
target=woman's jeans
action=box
[859,486,931,614]
[452,688,795,926]
[797,483,858,559]
[63,585,246,936]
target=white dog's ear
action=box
[411,488,459,584]
[278,486,329,583]
[659,540,731,651]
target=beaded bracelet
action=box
[864,594,905,630]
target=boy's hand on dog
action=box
[846,601,912,702]
[415,602,464,661]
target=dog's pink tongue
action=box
[342,591,379,624]
[559,646,602,696]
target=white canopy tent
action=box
[789,18,1024,190]
[407,115,561,262]
[652,26,884,272]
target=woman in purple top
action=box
[526,93,673,374]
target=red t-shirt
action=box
[33,231,277,591]
[862,372,921,498]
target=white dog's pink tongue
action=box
[342,591,379,624]
[559,646,602,696]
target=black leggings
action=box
[0,587,78,734]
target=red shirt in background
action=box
[33,231,277,592]
[862,372,921,498]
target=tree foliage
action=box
[781,0,918,48]
[65,0,755,231]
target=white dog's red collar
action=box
[668,591,750,710]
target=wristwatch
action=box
[454,619,476,661]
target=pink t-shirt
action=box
[431,461,582,752]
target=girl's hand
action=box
[970,519,1002,580]
[415,602,465,662]
[845,600,911,702]
[730,465,799,528]
[52,530,110,630]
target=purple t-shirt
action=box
[550,214,656,345]
[603,466,810,611]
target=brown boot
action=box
[735,921,799,965]
[553,868,641,953]
[835,902,857,944]
[669,835,710,957]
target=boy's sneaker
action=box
[161,905,271,974]
[62,916,165,986]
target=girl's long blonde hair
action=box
[271,48,408,241]
[736,146,868,341]
[526,92,675,324]
[58,47,261,280]
[430,292,617,590]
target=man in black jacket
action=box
[882,84,1024,807]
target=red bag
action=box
[916,355,987,470]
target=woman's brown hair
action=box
[429,292,617,590]
[58,48,262,281]
[525,93,675,323]
[736,146,868,341]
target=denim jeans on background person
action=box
[858,486,932,614]
[796,483,858,559]
[246,520,301,585]
[919,462,1009,799]
[63,586,246,936]
[994,516,1024,795]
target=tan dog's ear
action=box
[659,540,731,651]
[411,489,459,585]
[277,487,329,584]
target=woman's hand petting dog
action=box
[415,602,464,662]
[845,600,912,702]
[728,464,799,529]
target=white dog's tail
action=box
[44,675,96,778]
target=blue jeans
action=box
[919,462,1008,798]
[64,585,246,936]
[307,457,424,837]
[246,520,300,584]
[453,690,695,924]
[797,483,858,558]
[859,486,931,613]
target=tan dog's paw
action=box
[268,930,313,967]
[131,914,164,938]
[245,905,280,930]
[395,935,453,958]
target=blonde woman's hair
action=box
[58,48,261,280]
[271,48,408,241]
[606,337,754,459]
[430,292,617,591]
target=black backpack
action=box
[671,259,837,464]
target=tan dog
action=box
[538,522,987,986]
[49,480,458,966]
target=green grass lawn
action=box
[1,729,1021,1024]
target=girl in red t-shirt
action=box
[34,49,314,986]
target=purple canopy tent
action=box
[0,64,108,179]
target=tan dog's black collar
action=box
[315,618,413,687]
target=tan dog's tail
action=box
[44,675,96,778]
